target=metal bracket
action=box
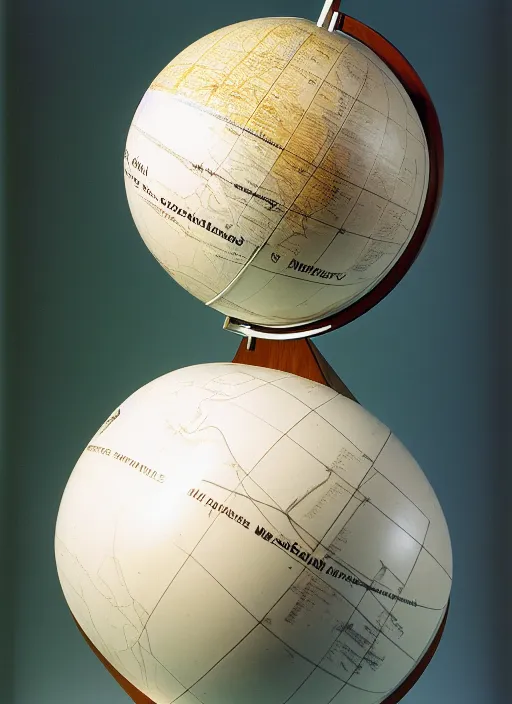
[223,316,332,341]
[317,0,342,32]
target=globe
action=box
[124,17,431,329]
[55,362,451,704]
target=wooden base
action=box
[232,337,357,400]
[73,337,448,703]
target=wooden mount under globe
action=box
[73,336,449,704]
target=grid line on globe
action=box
[124,18,429,328]
[55,364,451,704]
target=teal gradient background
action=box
[3,1,509,703]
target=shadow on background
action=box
[2,1,509,703]
[493,0,511,699]
[0,1,14,703]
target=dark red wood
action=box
[233,337,357,400]
[227,13,444,338]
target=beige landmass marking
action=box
[126,17,429,326]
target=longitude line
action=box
[327,505,433,702]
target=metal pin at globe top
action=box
[55,3,451,704]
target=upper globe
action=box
[124,17,432,328]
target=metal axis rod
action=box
[317,0,342,32]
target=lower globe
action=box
[55,362,451,704]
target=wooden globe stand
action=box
[74,335,449,704]
[71,1,448,700]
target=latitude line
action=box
[392,128,420,213]
[141,117,420,220]
[282,205,411,244]
[351,481,431,553]
[134,420,293,700]
[205,45,403,307]
[234,448,431,602]
[189,416,430,614]
[234,433,421,602]
[135,185,247,258]
[133,34,428,318]
[182,550,400,696]
[352,46,426,140]
[140,419,286,635]
[133,94,421,302]
[226,409,386,550]
[329,58,393,246]
[194,28,325,302]
[174,547,417,704]
[223,418,420,572]
[138,643,189,693]
[321,79,424,144]
[185,480,443,652]
[389,116,412,207]
[281,563,392,704]
[361,463,430,519]
[202,31,355,305]
[201,374,293,407]
[248,262,375,287]
[316,431,392,548]
[281,38,353,160]
[162,22,279,96]
[203,479,326,557]
[249,58,370,275]
[284,429,451,581]
[326,500,433,703]
[229,397,372,465]
[203,25,314,112]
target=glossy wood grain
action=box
[233,337,357,400]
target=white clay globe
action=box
[124,17,430,328]
[55,363,451,704]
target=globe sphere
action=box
[55,363,451,704]
[124,17,431,329]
